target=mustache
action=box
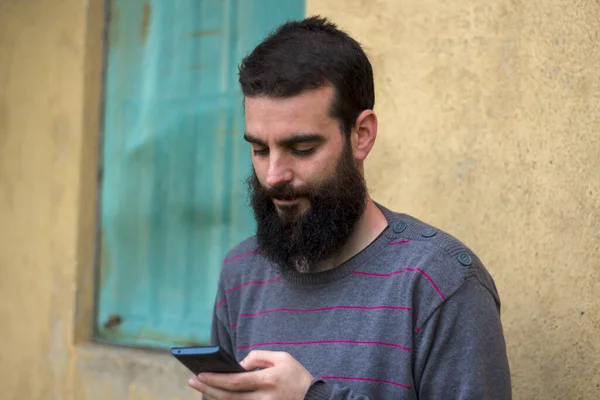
[258,183,316,201]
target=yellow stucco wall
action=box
[0,0,598,399]
[308,0,600,399]
[0,0,91,398]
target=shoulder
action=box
[222,235,260,266]
[378,205,502,323]
[217,235,274,286]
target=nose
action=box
[265,156,293,188]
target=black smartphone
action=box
[171,345,246,375]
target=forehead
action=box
[243,86,339,138]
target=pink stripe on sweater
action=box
[322,376,413,390]
[353,267,446,300]
[237,340,411,351]
[216,298,227,310]
[225,275,283,295]
[239,305,412,317]
[414,267,445,300]
[223,251,259,264]
[216,275,283,310]
[389,240,412,246]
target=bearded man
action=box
[188,16,512,400]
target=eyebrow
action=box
[243,133,326,147]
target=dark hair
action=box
[238,16,375,136]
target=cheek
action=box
[300,154,338,186]
[251,159,268,185]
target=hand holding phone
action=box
[186,350,315,399]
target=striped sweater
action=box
[210,204,512,399]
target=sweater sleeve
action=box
[210,310,235,356]
[414,277,512,400]
[304,278,511,400]
[209,278,235,357]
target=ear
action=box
[351,110,378,161]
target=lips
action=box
[273,198,301,206]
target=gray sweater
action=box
[210,204,512,399]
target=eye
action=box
[291,148,315,157]
[252,147,269,156]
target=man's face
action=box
[244,86,368,272]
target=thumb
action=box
[240,350,280,370]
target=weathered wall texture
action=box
[0,0,89,398]
[0,1,198,399]
[308,0,600,399]
[1,0,598,399]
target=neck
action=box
[315,196,388,272]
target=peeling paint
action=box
[140,2,152,44]
[108,0,120,45]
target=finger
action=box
[188,377,254,400]
[199,370,263,392]
[240,350,285,370]
[188,376,202,390]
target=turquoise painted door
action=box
[97,0,305,348]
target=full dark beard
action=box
[247,143,368,273]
